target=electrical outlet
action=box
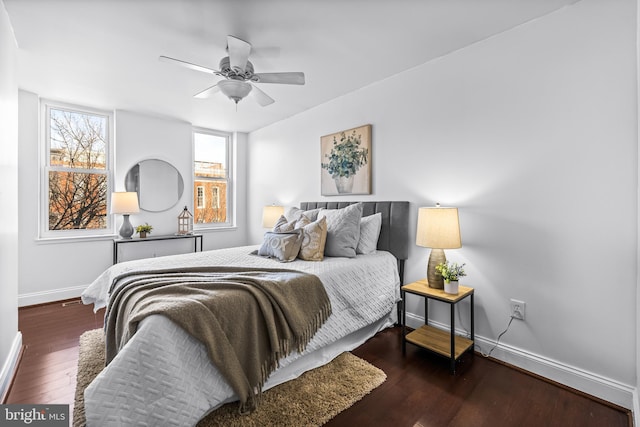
[510,299,526,320]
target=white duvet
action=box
[81,245,400,427]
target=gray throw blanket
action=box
[104,266,331,414]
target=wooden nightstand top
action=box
[402,279,473,303]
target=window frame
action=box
[39,100,114,240]
[192,127,234,229]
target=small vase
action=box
[139,232,147,238]
[334,175,354,194]
[444,280,459,295]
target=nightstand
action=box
[401,279,474,373]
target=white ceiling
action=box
[4,0,579,133]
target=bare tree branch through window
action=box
[47,108,108,231]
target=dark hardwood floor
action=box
[5,299,632,427]
[335,332,631,427]
[5,299,104,416]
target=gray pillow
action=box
[272,215,297,232]
[273,214,328,261]
[357,212,382,254]
[256,230,303,262]
[284,207,321,222]
[318,203,363,258]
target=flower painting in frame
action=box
[320,124,372,196]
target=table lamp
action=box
[111,192,140,239]
[262,205,284,228]
[416,204,461,289]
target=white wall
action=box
[636,0,640,418]
[114,110,249,250]
[114,110,193,234]
[17,91,113,305]
[248,0,638,408]
[0,0,21,400]
[18,101,248,305]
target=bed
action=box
[81,201,409,426]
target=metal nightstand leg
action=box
[471,293,475,343]
[450,303,456,374]
[401,291,406,354]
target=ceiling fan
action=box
[160,35,305,107]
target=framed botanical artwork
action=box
[320,124,372,196]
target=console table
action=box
[113,234,203,264]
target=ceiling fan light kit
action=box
[160,35,305,107]
[218,80,252,104]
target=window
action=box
[196,186,205,208]
[211,187,220,209]
[41,102,112,238]
[193,128,232,227]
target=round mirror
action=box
[125,159,184,212]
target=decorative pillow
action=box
[272,215,297,232]
[318,203,363,258]
[284,207,321,222]
[295,216,328,261]
[256,230,303,262]
[357,212,382,255]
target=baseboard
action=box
[0,332,23,403]
[632,388,639,427]
[405,312,635,411]
[18,284,87,307]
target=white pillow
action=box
[318,203,363,258]
[357,212,382,254]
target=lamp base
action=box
[427,248,446,289]
[119,214,134,239]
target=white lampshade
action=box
[111,192,140,215]
[218,80,252,104]
[416,206,461,249]
[416,205,461,289]
[262,205,284,228]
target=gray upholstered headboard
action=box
[300,201,410,283]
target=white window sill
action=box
[194,225,238,233]
[36,233,118,244]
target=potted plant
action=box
[321,130,368,193]
[435,261,466,294]
[136,223,153,238]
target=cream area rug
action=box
[73,328,386,427]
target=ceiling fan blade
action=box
[253,72,305,85]
[250,84,275,106]
[194,84,221,99]
[227,35,251,72]
[159,55,219,74]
